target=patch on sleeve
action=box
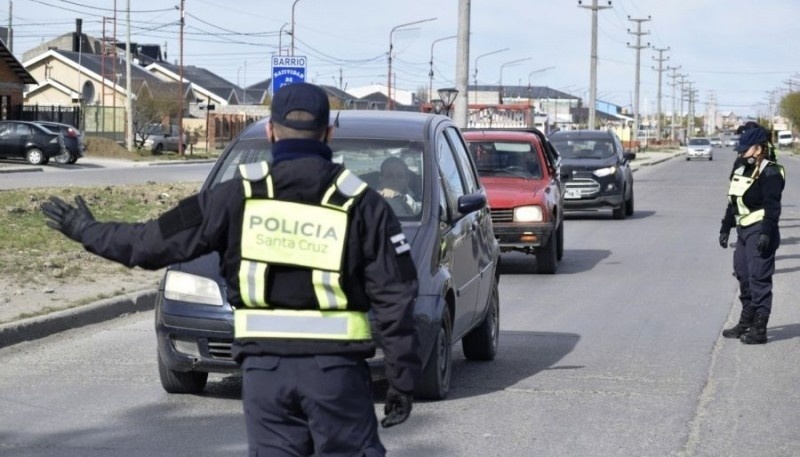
[390,233,410,255]
[159,195,203,238]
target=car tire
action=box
[625,189,634,216]
[416,306,452,401]
[556,220,564,261]
[25,148,45,165]
[536,229,558,274]
[462,278,499,361]
[67,154,78,165]
[157,351,208,394]
[54,151,71,165]
[153,144,164,155]
[612,199,626,220]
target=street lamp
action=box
[473,48,509,104]
[387,17,437,110]
[431,98,444,115]
[290,0,301,56]
[429,35,457,102]
[438,87,459,116]
[499,57,531,104]
[278,23,288,56]
[527,66,555,88]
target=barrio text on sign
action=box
[271,55,308,95]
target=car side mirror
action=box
[623,152,636,161]
[458,193,486,214]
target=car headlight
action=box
[164,270,224,306]
[593,166,616,178]
[144,138,154,146]
[513,205,543,222]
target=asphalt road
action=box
[1,150,799,456]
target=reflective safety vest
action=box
[234,161,371,341]
[728,160,785,227]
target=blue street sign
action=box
[272,55,307,95]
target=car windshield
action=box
[210,136,425,221]
[688,138,710,146]
[550,138,615,159]
[146,124,165,135]
[465,141,542,179]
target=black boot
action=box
[740,314,769,344]
[722,313,754,339]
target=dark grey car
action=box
[0,120,66,165]
[155,111,501,400]
[550,130,635,219]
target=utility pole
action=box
[453,0,471,128]
[666,66,681,142]
[627,15,650,147]
[578,0,612,130]
[178,0,185,156]
[125,0,132,152]
[652,46,669,141]
[7,1,12,53]
[678,75,687,142]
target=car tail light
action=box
[66,128,78,138]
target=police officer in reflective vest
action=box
[42,82,421,456]
[719,125,785,344]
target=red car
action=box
[463,129,565,274]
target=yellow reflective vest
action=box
[727,160,786,227]
[234,161,372,341]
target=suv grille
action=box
[565,178,601,196]
[490,208,514,224]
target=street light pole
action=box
[527,66,555,89]
[473,48,509,104]
[499,57,531,104]
[429,35,457,102]
[290,0,301,56]
[387,17,436,110]
[278,23,288,56]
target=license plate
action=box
[565,189,581,199]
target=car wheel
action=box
[709,156,713,161]
[625,188,634,216]
[462,278,499,361]
[536,229,558,274]
[153,144,164,155]
[685,157,690,161]
[67,154,78,165]
[25,148,45,165]
[556,219,564,261]
[612,195,626,219]
[157,351,208,394]
[54,151,71,165]
[416,306,452,400]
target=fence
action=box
[15,105,82,128]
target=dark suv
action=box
[0,120,66,165]
[154,111,501,400]
[34,121,86,164]
[549,130,635,219]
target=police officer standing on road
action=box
[42,82,421,456]
[719,125,785,344]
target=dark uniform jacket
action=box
[721,160,784,235]
[78,141,421,393]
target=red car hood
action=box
[481,176,544,209]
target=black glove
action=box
[41,195,96,242]
[381,386,413,428]
[756,233,770,254]
[718,232,729,249]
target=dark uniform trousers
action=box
[242,354,386,457]
[734,223,779,318]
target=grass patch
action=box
[0,182,199,283]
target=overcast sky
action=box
[10,0,798,117]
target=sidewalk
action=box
[0,148,684,348]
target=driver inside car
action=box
[377,156,421,215]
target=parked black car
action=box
[34,121,86,164]
[0,120,66,165]
[549,130,635,219]
[155,111,501,400]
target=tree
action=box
[132,87,182,148]
[779,91,800,130]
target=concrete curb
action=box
[0,289,156,349]
[0,166,43,174]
